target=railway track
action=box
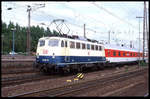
[9,67,148,97]
[2,64,37,75]
[2,73,51,87]
[2,68,36,74]
[1,64,138,87]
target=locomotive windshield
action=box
[48,39,59,47]
[39,40,45,47]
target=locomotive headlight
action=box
[52,53,55,58]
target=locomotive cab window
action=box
[65,41,67,47]
[48,39,59,47]
[39,40,45,47]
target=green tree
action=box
[2,21,62,54]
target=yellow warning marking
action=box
[66,80,72,82]
[74,78,79,81]
[77,73,84,79]
[80,74,84,79]
[77,73,82,77]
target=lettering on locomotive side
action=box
[42,59,49,62]
[43,49,48,54]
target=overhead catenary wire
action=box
[91,2,139,30]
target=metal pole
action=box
[138,18,140,66]
[1,35,4,54]
[145,2,148,64]
[143,1,146,61]
[27,5,31,55]
[108,31,110,44]
[26,4,45,55]
[136,16,144,66]
[146,3,149,64]
[84,24,86,38]
[12,29,15,57]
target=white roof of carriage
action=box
[104,43,143,53]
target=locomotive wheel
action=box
[41,66,48,73]
[59,68,65,75]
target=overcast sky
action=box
[2,1,149,50]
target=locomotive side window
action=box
[76,42,80,49]
[91,45,94,50]
[48,39,59,47]
[87,44,90,50]
[82,43,86,49]
[61,40,64,47]
[65,41,67,47]
[39,40,45,47]
[70,41,75,48]
[99,46,102,51]
[96,45,98,51]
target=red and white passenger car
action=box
[104,43,148,65]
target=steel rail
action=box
[2,69,36,74]
[2,59,35,62]
[9,67,148,97]
[2,74,49,87]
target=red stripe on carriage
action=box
[104,49,147,58]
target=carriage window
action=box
[82,43,86,49]
[87,44,90,50]
[126,52,130,56]
[99,46,102,51]
[61,40,64,47]
[39,40,45,47]
[123,52,125,56]
[91,45,94,50]
[137,53,140,57]
[48,39,59,47]
[96,45,98,50]
[113,51,116,56]
[133,53,135,56]
[65,41,67,47]
[108,50,110,56]
[130,53,132,56]
[76,42,80,49]
[70,41,75,48]
[118,51,121,56]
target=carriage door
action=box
[65,40,70,62]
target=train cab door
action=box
[64,40,70,62]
